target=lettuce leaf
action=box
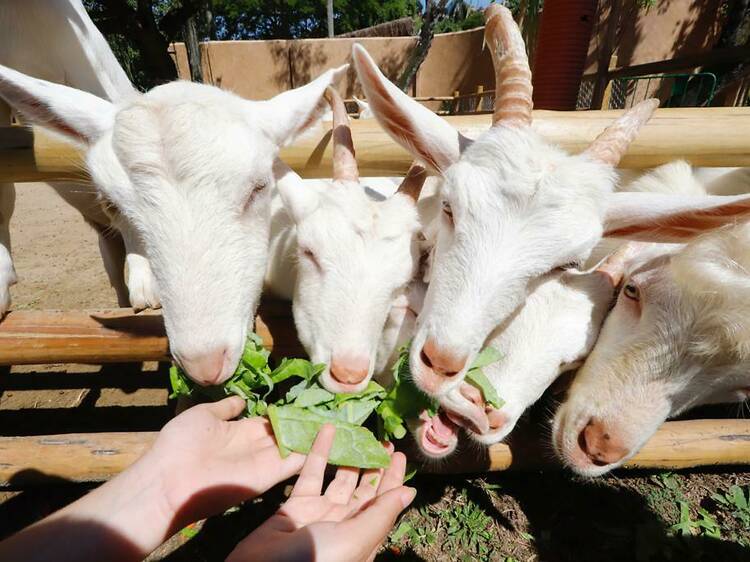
[267,404,391,469]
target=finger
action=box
[324,466,360,504]
[290,424,336,497]
[339,487,417,553]
[350,467,384,510]
[377,452,407,495]
[205,395,246,420]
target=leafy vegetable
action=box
[465,347,505,409]
[170,335,504,469]
[376,345,438,441]
[267,405,391,469]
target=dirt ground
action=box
[0,185,749,561]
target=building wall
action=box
[173,27,494,102]
[173,2,727,104]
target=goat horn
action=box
[397,163,428,202]
[324,87,359,182]
[484,4,533,127]
[584,99,659,167]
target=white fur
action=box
[265,166,427,393]
[554,163,750,476]
[0,4,347,384]
[0,0,150,311]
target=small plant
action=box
[711,485,750,527]
[669,501,722,538]
[444,490,496,559]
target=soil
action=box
[0,184,749,561]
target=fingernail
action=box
[401,487,417,508]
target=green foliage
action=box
[712,485,750,527]
[205,0,419,40]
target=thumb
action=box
[341,486,417,551]
[205,395,246,420]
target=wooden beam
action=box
[0,301,302,365]
[3,107,750,183]
[583,46,750,81]
[3,419,750,486]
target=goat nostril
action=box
[420,347,433,369]
[330,355,369,385]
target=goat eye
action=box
[623,283,640,301]
[243,180,268,212]
[442,201,454,223]
[300,247,321,269]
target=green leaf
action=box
[335,399,380,425]
[266,404,391,469]
[271,358,325,384]
[294,387,335,408]
[169,364,194,399]
[376,344,439,441]
[465,368,504,409]
[391,521,413,543]
[469,346,503,370]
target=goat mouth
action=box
[418,410,458,457]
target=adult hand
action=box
[227,424,416,562]
[146,396,305,527]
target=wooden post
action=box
[600,54,619,109]
[452,89,460,115]
[3,419,750,486]
[475,85,484,112]
[3,108,750,182]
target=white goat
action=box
[265,87,429,393]
[554,162,750,476]
[0,0,160,311]
[352,4,750,405]
[0,8,347,386]
[416,162,750,458]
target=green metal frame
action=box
[614,72,717,109]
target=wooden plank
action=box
[583,46,750,81]
[3,420,750,486]
[0,432,157,486]
[0,309,169,365]
[3,107,750,184]
[428,419,750,474]
[0,302,299,365]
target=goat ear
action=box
[603,191,750,242]
[257,64,348,147]
[0,64,115,145]
[273,159,318,222]
[351,44,468,174]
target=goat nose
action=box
[486,408,508,431]
[421,339,467,377]
[177,347,228,386]
[579,418,630,467]
[330,354,370,385]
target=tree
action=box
[85,0,419,89]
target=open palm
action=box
[227,425,416,562]
[147,396,305,526]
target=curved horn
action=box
[397,163,428,202]
[583,99,659,167]
[324,86,359,182]
[484,4,533,127]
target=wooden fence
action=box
[2,105,750,486]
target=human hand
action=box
[145,396,305,528]
[227,424,416,562]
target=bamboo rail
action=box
[2,419,749,486]
[2,107,750,183]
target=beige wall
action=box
[173,28,493,102]
[173,2,727,104]
[585,0,727,74]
